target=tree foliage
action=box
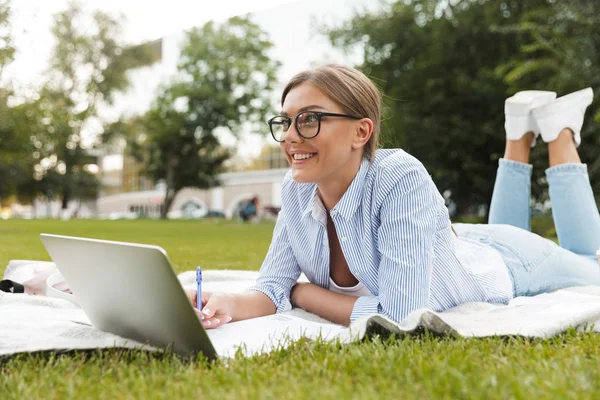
[0,0,19,205]
[33,1,152,211]
[138,16,280,218]
[0,0,13,74]
[495,0,600,201]
[327,0,599,216]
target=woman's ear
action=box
[351,118,373,151]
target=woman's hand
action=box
[186,290,234,329]
[186,289,277,328]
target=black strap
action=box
[0,279,25,293]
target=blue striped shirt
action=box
[248,149,513,323]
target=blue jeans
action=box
[454,159,600,297]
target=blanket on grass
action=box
[2,264,600,358]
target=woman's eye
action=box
[274,119,290,130]
[300,114,318,125]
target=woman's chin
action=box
[291,169,316,183]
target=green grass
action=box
[1,219,596,399]
[0,219,275,273]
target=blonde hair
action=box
[281,64,382,161]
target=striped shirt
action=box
[248,149,513,323]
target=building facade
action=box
[97,168,288,219]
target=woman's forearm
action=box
[230,291,277,322]
[226,284,358,326]
[291,283,357,325]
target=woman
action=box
[190,64,600,328]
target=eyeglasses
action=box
[267,111,363,143]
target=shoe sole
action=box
[532,88,593,118]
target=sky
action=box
[6,0,299,89]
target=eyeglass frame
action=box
[267,111,364,143]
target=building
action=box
[97,168,288,219]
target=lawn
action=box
[1,219,598,399]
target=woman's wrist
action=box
[223,292,236,315]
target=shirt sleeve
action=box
[247,208,301,313]
[350,165,440,323]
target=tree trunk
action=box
[162,190,176,220]
[160,155,177,219]
[61,185,70,210]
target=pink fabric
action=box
[3,260,71,295]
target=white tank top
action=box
[329,278,373,297]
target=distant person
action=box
[239,196,259,222]
[188,64,600,329]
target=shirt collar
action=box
[300,157,370,223]
[301,185,325,223]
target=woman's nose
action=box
[282,122,303,143]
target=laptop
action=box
[40,233,217,360]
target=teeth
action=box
[293,153,315,160]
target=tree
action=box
[36,1,152,211]
[1,99,43,207]
[326,0,598,217]
[140,16,280,218]
[0,0,18,206]
[0,95,27,205]
[0,0,13,77]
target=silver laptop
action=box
[40,233,217,359]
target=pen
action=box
[196,266,203,311]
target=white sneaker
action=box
[532,87,594,147]
[505,90,557,146]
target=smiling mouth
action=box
[292,153,316,160]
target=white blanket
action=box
[2,268,600,358]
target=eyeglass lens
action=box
[270,112,320,142]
